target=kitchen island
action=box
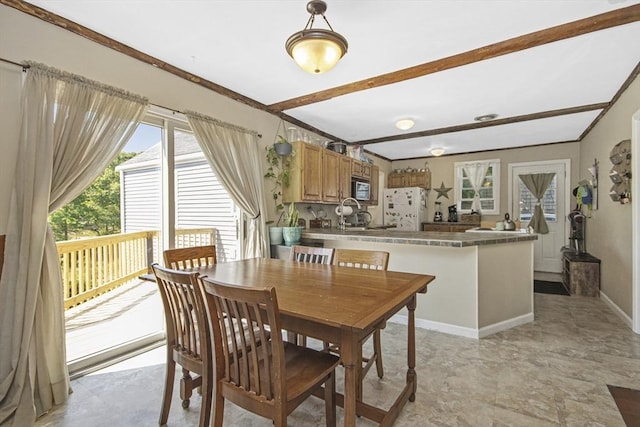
[301,228,537,338]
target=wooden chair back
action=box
[333,248,389,270]
[202,278,339,426]
[207,282,283,408]
[289,245,334,264]
[151,264,212,427]
[164,245,217,269]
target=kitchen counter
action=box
[303,227,536,339]
[302,227,537,248]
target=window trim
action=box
[454,159,501,215]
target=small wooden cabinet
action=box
[562,252,600,296]
[283,141,323,203]
[322,150,351,203]
[422,222,476,232]
[388,170,431,189]
[352,160,371,179]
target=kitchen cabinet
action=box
[388,170,431,189]
[422,222,476,232]
[352,160,371,179]
[322,150,352,203]
[283,141,323,203]
[369,165,379,206]
[562,252,600,296]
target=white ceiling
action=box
[23,0,640,160]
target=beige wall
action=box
[0,62,22,233]
[579,74,639,317]
[390,142,581,225]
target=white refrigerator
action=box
[383,187,428,231]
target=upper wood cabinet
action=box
[369,165,379,206]
[283,142,323,203]
[352,160,371,179]
[387,170,431,189]
[282,141,379,205]
[322,150,351,203]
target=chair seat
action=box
[283,343,340,401]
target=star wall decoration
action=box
[435,181,452,199]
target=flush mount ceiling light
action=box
[395,119,415,131]
[431,148,445,157]
[286,0,348,74]
[474,113,499,122]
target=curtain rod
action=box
[0,57,29,71]
[0,57,261,138]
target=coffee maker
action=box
[433,202,443,222]
[447,204,458,222]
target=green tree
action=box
[49,152,137,241]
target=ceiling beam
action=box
[355,103,609,146]
[268,4,640,112]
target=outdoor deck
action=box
[65,277,164,366]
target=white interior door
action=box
[509,160,569,273]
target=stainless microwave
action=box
[351,179,370,201]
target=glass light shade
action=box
[287,29,347,74]
[431,148,445,157]
[395,119,415,130]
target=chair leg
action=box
[180,368,193,409]
[212,383,225,427]
[373,329,384,379]
[159,358,176,426]
[324,372,336,427]
[198,370,212,427]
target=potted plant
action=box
[265,134,294,246]
[282,203,302,247]
[264,134,293,213]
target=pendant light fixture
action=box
[286,0,348,74]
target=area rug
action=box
[534,280,570,296]
[608,385,640,426]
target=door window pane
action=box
[518,176,557,222]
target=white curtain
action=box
[184,111,268,259]
[0,62,148,426]
[463,163,488,212]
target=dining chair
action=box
[201,278,340,427]
[163,245,217,270]
[289,245,335,264]
[288,245,335,345]
[151,264,212,427]
[330,248,390,381]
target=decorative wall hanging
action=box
[435,181,452,199]
[608,139,631,204]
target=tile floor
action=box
[36,292,640,426]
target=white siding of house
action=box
[122,167,161,232]
[176,160,238,262]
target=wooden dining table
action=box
[196,257,435,427]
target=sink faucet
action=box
[338,197,361,230]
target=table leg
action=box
[341,329,357,427]
[407,295,417,402]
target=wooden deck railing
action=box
[58,228,216,309]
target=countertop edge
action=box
[301,229,538,248]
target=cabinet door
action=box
[301,143,323,201]
[352,161,363,178]
[369,165,379,205]
[388,174,404,188]
[338,156,352,200]
[322,150,340,203]
[362,163,372,179]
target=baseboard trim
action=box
[390,312,534,339]
[600,291,633,329]
[478,312,534,338]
